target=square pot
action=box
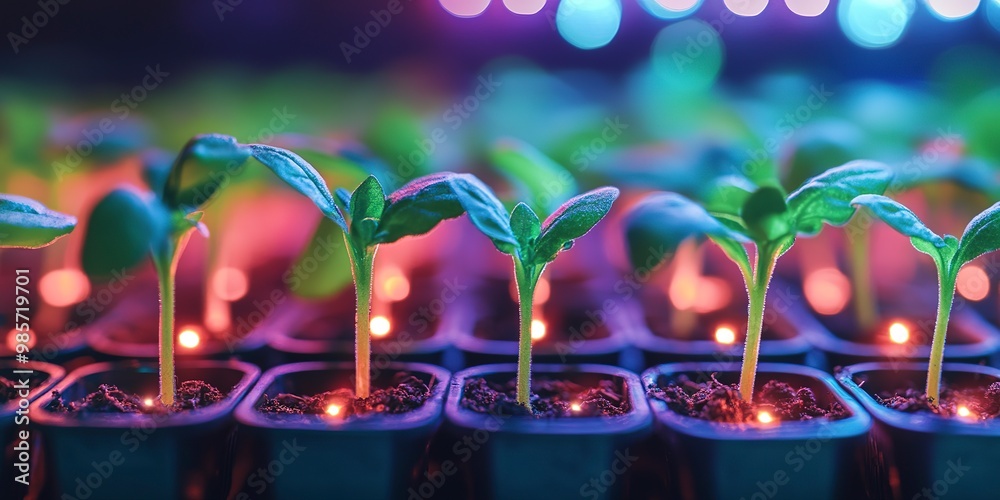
[642,363,871,500]
[442,363,653,499]
[2,361,64,497]
[30,360,260,499]
[451,277,630,367]
[232,361,449,499]
[837,362,1000,499]
[801,307,1000,369]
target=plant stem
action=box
[738,248,777,402]
[926,271,956,406]
[152,249,177,407]
[348,239,377,399]
[848,221,877,330]
[513,257,542,408]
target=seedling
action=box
[626,163,892,401]
[451,176,619,407]
[0,194,76,248]
[329,173,485,397]
[851,194,1000,407]
[82,134,345,406]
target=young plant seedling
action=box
[451,176,619,408]
[851,194,1000,407]
[329,173,475,398]
[626,162,892,401]
[0,194,77,249]
[82,134,345,406]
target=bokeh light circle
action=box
[504,0,547,15]
[651,19,724,91]
[556,0,622,50]
[725,0,769,16]
[638,0,703,18]
[440,0,491,18]
[838,0,915,49]
[925,0,979,20]
[786,0,830,16]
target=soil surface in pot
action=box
[45,380,224,413]
[648,375,849,423]
[461,376,628,417]
[258,372,431,418]
[876,383,1000,420]
[0,372,50,404]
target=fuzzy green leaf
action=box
[786,161,893,235]
[510,202,541,251]
[850,195,945,247]
[490,138,577,215]
[81,188,167,278]
[0,194,77,249]
[447,174,518,254]
[624,192,750,275]
[163,134,251,210]
[702,175,756,220]
[249,143,347,231]
[350,176,386,224]
[953,202,1000,271]
[375,173,466,244]
[740,186,792,243]
[533,187,619,264]
[911,235,958,272]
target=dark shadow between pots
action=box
[642,362,871,500]
[837,362,1000,500]
[232,361,449,499]
[442,363,653,499]
[29,359,259,499]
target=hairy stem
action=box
[926,271,956,406]
[513,258,542,408]
[348,237,377,399]
[739,248,777,402]
[152,248,178,407]
[848,222,877,330]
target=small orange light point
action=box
[178,328,201,349]
[370,316,391,337]
[888,322,910,344]
[714,326,737,345]
[957,406,972,418]
[571,403,582,412]
[757,411,775,424]
[530,319,547,341]
[326,404,342,416]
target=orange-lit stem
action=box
[514,258,545,408]
[347,238,377,399]
[152,248,178,406]
[926,270,956,406]
[847,218,877,330]
[738,246,778,402]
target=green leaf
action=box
[350,176,386,224]
[740,186,792,243]
[375,173,467,244]
[911,235,958,272]
[510,202,541,251]
[249,143,348,231]
[533,187,619,264]
[81,188,167,278]
[953,202,1000,271]
[0,194,77,249]
[702,175,756,220]
[163,134,251,211]
[624,192,750,274]
[490,138,577,215]
[447,174,518,254]
[786,161,893,235]
[850,195,945,247]
[140,149,172,196]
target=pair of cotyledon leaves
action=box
[0,194,77,249]
[625,161,895,273]
[337,171,618,268]
[851,195,1000,282]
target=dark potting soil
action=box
[45,380,224,414]
[461,376,629,418]
[258,372,431,418]
[648,374,850,423]
[876,382,1000,420]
